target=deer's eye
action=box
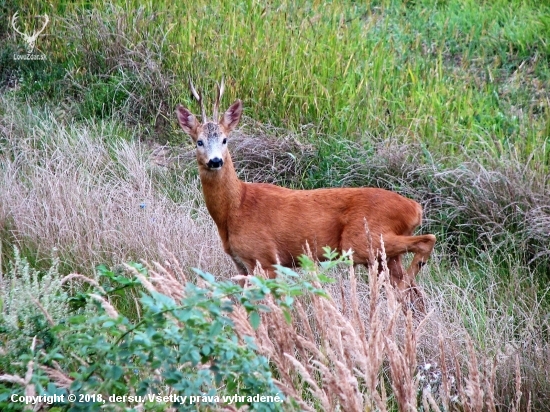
[197,140,204,147]
[222,138,227,145]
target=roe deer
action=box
[176,80,436,299]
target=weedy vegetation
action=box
[0,0,549,410]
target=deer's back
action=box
[226,182,422,264]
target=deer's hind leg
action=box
[340,229,407,287]
[382,234,436,287]
[382,233,436,314]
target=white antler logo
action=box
[11,12,49,54]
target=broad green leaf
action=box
[249,311,260,330]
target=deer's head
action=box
[176,79,243,172]
[11,12,49,54]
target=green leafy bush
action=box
[0,247,66,376]
[0,251,332,411]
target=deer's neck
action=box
[199,153,243,230]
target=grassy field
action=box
[1,0,549,410]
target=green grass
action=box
[2,0,549,167]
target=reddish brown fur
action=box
[176,94,436,295]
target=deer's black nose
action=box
[207,157,224,169]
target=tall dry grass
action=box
[0,97,230,274]
[423,257,550,410]
[138,249,543,411]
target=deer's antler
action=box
[33,14,49,38]
[189,77,207,123]
[213,77,225,122]
[11,12,26,37]
[11,12,49,53]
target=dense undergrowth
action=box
[1,0,549,410]
[2,0,549,163]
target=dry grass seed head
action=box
[464,337,484,411]
[39,366,73,389]
[60,273,106,294]
[88,293,120,319]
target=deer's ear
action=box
[220,100,243,133]
[176,105,199,140]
